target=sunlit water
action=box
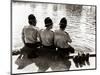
[12,2,96,53]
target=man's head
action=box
[59,17,67,30]
[28,14,37,26]
[44,17,53,29]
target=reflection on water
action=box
[13,49,95,73]
[12,1,96,73]
[14,52,71,73]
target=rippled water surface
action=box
[12,2,96,53]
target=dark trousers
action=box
[20,43,40,58]
[57,46,75,58]
[25,42,41,48]
[37,45,56,56]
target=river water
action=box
[12,2,96,53]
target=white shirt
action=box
[54,29,72,48]
[39,29,54,46]
[22,25,39,44]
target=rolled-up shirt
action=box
[54,29,72,48]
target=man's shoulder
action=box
[54,29,60,33]
[50,29,54,33]
[34,26,39,30]
[23,25,28,28]
[64,31,69,35]
[22,26,29,31]
[28,26,39,31]
[39,29,44,32]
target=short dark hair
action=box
[59,17,67,30]
[44,17,53,27]
[28,14,37,26]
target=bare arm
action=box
[37,30,41,42]
[65,32,72,43]
[22,28,25,44]
[38,30,42,43]
[67,33,72,43]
